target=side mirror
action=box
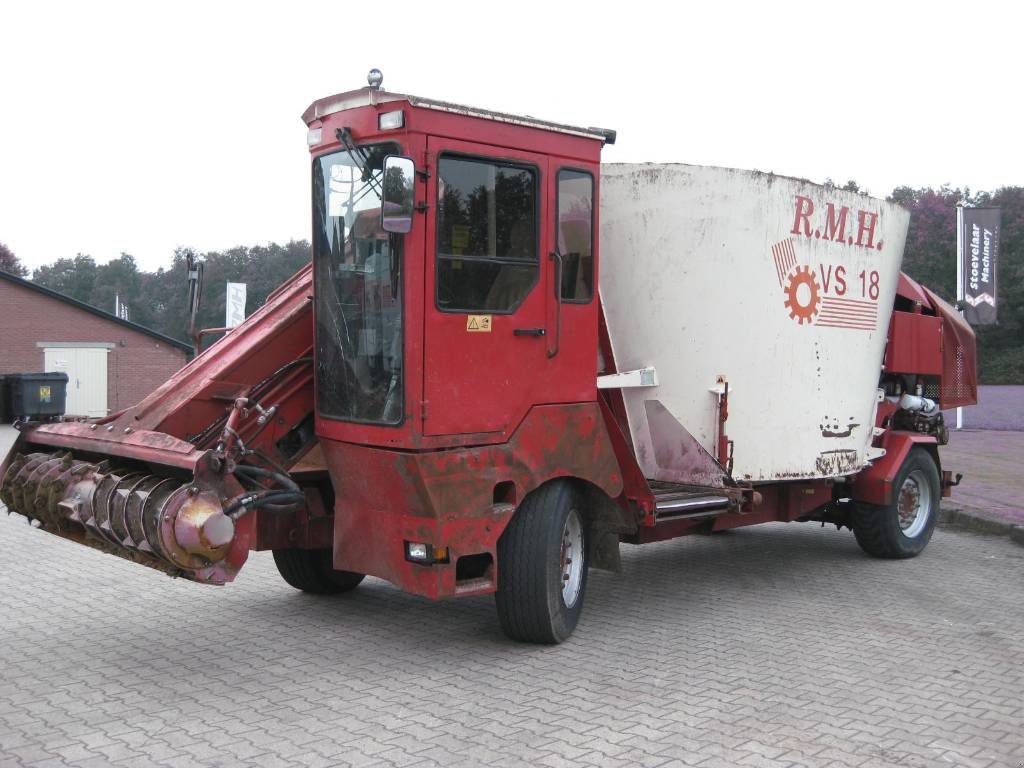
[381,155,415,234]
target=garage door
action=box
[43,347,109,417]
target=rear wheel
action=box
[272,548,365,594]
[495,480,589,644]
[852,448,940,558]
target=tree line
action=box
[889,185,1021,384]
[0,183,1020,382]
[0,241,311,346]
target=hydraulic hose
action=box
[224,490,304,521]
[227,464,304,520]
[233,464,301,493]
[189,357,312,448]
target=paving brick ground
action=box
[943,385,1024,432]
[940,430,1024,526]
[1,508,1022,768]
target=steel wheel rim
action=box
[897,469,932,538]
[560,509,584,608]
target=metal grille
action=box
[922,287,978,409]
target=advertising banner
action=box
[226,282,247,328]
[960,207,999,324]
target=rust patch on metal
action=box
[815,449,861,476]
[323,403,625,599]
[820,416,860,438]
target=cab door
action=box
[422,138,550,437]
[545,165,599,408]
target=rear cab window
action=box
[556,169,594,303]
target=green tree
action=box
[33,254,98,301]
[0,241,29,277]
[178,241,311,343]
[92,253,143,322]
[889,185,1023,383]
[27,242,311,345]
[971,187,1024,383]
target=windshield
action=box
[313,143,404,424]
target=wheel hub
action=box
[897,469,932,538]
[560,509,584,608]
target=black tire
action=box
[852,448,940,559]
[272,548,365,594]
[495,480,589,644]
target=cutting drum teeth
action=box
[3,452,53,520]
[121,476,167,550]
[92,468,147,545]
[41,459,92,527]
[1,450,237,582]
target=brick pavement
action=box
[940,430,1024,526]
[943,386,1024,432]
[1,508,1022,768]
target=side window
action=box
[556,169,594,302]
[436,156,537,312]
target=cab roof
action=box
[301,87,616,145]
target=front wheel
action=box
[495,480,589,644]
[852,448,940,558]
[272,547,365,594]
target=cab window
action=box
[556,169,594,302]
[436,156,538,312]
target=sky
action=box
[1,0,1020,273]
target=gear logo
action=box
[783,265,821,325]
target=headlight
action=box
[378,110,404,130]
[404,541,449,564]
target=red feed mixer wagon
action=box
[1,71,976,643]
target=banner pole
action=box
[955,202,964,430]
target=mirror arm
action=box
[415,202,429,214]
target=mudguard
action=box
[851,430,939,506]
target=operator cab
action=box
[303,71,615,451]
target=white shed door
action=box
[44,347,109,417]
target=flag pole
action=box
[955,201,964,430]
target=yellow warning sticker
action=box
[466,315,492,333]
[39,386,51,402]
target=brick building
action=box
[0,271,190,417]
